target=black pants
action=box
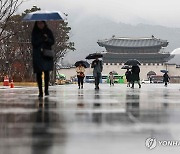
[77,76,84,87]
[95,73,101,88]
[36,71,49,94]
[131,80,141,88]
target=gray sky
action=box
[20,0,180,27]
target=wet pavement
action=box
[1,84,180,154]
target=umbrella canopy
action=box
[23,10,66,21]
[75,61,90,68]
[85,53,103,60]
[124,59,141,66]
[160,70,168,73]
[109,71,118,75]
[121,65,131,69]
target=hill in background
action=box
[63,15,180,65]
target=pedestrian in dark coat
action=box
[31,21,55,97]
[125,68,131,87]
[163,72,170,87]
[131,65,141,88]
[91,57,103,90]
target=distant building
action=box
[57,36,180,81]
[97,36,172,63]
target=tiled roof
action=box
[97,37,168,48]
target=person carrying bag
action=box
[76,64,85,89]
[31,21,55,97]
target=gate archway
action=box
[147,71,156,79]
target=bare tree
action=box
[0,6,75,82]
[0,0,23,41]
[48,21,75,84]
[0,6,38,81]
[0,0,23,81]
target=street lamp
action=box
[5,61,9,76]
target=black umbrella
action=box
[160,70,168,73]
[124,59,141,66]
[121,65,131,69]
[85,53,103,59]
[75,61,90,68]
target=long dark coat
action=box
[91,60,103,78]
[163,73,170,82]
[125,70,131,82]
[31,28,55,73]
[131,65,140,82]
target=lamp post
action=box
[165,62,168,71]
[53,54,64,85]
[5,61,9,77]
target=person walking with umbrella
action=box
[76,63,85,89]
[163,71,170,87]
[91,57,103,90]
[31,21,55,97]
[124,59,141,89]
[131,65,141,89]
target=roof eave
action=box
[99,44,166,49]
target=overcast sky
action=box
[19,0,180,28]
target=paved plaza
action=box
[0,83,180,154]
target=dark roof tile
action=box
[97,37,168,48]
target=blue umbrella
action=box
[161,70,168,73]
[23,11,66,21]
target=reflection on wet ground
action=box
[0,84,180,154]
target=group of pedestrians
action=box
[31,21,104,96]
[125,65,141,89]
[76,57,103,90]
[31,20,103,96]
[31,20,170,98]
[76,57,142,90]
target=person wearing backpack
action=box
[131,65,141,89]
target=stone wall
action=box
[57,63,180,80]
